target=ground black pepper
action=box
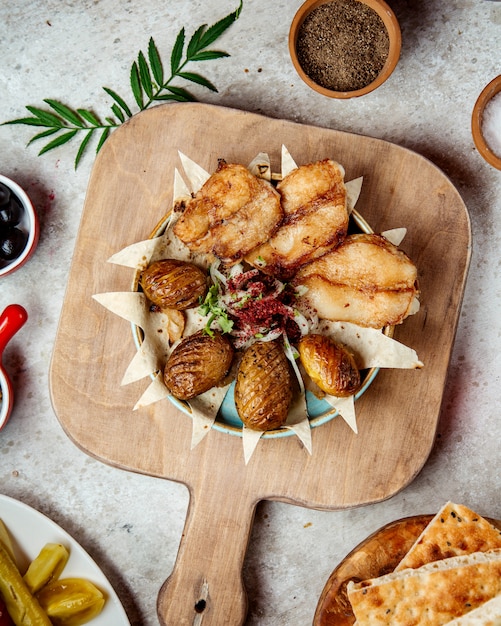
[296,0,390,92]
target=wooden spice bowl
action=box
[471,75,501,171]
[289,0,401,99]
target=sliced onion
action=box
[258,329,283,342]
[293,309,311,336]
[283,333,305,395]
[210,259,228,288]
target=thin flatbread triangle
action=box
[348,549,501,625]
[396,501,501,571]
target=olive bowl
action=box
[0,175,39,278]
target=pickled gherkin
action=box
[36,578,105,626]
[0,520,15,562]
[0,540,52,626]
[24,543,69,594]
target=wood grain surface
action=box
[49,103,471,625]
[313,516,501,626]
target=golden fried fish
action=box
[173,161,282,264]
[294,233,419,328]
[246,159,348,279]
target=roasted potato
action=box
[235,340,293,431]
[164,331,234,400]
[298,334,360,397]
[140,259,207,310]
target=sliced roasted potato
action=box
[140,259,207,310]
[235,340,293,431]
[164,331,234,400]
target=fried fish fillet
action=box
[173,161,282,264]
[294,233,419,328]
[245,159,348,279]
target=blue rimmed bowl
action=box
[131,205,389,439]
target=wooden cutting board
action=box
[49,103,471,626]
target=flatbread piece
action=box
[445,593,501,625]
[348,549,501,625]
[396,502,501,571]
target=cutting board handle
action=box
[157,483,257,626]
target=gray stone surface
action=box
[1,1,501,624]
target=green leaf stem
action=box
[2,1,242,169]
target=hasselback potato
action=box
[140,259,207,310]
[164,331,234,400]
[298,334,360,397]
[235,340,293,431]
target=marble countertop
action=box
[1,1,501,624]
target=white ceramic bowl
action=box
[0,304,28,430]
[0,367,13,430]
[0,175,39,277]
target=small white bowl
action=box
[0,304,28,430]
[0,367,13,430]
[0,175,39,277]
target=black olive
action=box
[0,196,23,228]
[0,183,10,207]
[0,227,28,261]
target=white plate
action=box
[0,493,130,625]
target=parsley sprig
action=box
[199,284,234,336]
[2,1,242,169]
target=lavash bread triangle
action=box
[347,549,501,625]
[395,502,501,571]
[444,593,501,625]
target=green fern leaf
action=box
[38,130,78,155]
[170,28,185,75]
[44,99,85,127]
[102,88,133,118]
[148,38,164,85]
[130,62,143,108]
[74,129,95,168]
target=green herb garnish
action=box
[2,2,242,169]
[199,284,234,336]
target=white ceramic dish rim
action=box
[0,493,131,625]
[0,367,12,430]
[0,174,39,277]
